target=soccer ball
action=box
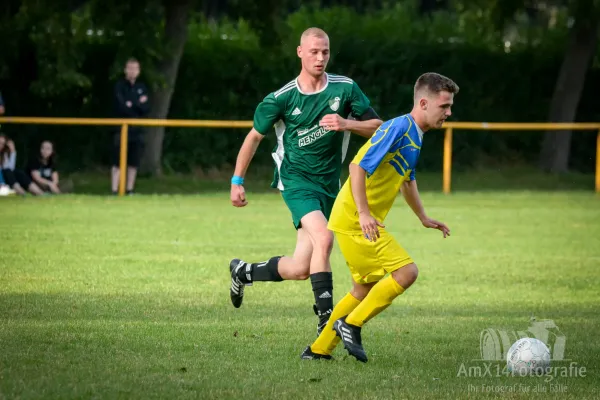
[506,337,551,376]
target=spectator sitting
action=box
[0,93,12,196]
[0,134,44,196]
[0,169,15,196]
[28,140,61,194]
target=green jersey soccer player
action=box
[228,27,382,335]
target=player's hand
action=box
[319,114,347,131]
[421,217,450,238]
[231,184,248,207]
[359,212,385,242]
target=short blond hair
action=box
[300,27,329,45]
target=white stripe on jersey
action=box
[329,78,353,84]
[272,120,286,190]
[328,74,354,82]
[328,73,351,78]
[274,85,296,98]
[275,80,295,91]
[274,80,296,97]
[329,81,353,85]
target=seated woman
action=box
[28,140,61,194]
[0,169,14,196]
[0,134,44,196]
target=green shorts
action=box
[281,188,336,230]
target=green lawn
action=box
[1,191,599,399]
[66,167,596,194]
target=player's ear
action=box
[297,45,302,58]
[420,98,428,110]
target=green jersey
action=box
[253,73,372,197]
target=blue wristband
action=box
[231,176,244,185]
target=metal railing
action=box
[1,117,599,195]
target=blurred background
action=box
[0,0,598,192]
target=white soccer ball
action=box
[506,337,551,376]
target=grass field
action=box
[1,190,599,399]
[66,168,597,195]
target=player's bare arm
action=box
[349,162,384,242]
[401,180,450,238]
[319,108,382,138]
[230,128,264,207]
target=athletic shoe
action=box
[229,259,248,308]
[333,317,368,363]
[300,345,333,360]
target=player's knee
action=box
[292,268,310,280]
[295,272,310,280]
[392,263,419,289]
[351,282,374,301]
[313,230,334,255]
[404,263,419,285]
[291,261,311,280]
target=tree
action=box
[482,0,599,172]
[3,0,196,175]
[539,1,599,172]
[141,0,193,176]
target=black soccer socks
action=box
[310,272,333,320]
[247,256,283,282]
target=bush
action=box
[1,3,598,174]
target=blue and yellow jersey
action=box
[328,114,424,234]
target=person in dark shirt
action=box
[0,91,5,115]
[111,57,150,195]
[0,92,5,190]
[28,140,60,194]
[0,134,44,196]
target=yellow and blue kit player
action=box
[301,72,459,362]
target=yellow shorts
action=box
[335,229,414,284]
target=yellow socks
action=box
[310,293,361,355]
[345,276,405,327]
[309,277,406,355]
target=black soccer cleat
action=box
[229,259,250,308]
[300,345,333,360]
[333,317,368,363]
[313,304,331,337]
